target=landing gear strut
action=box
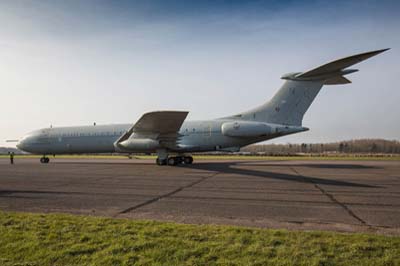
[40,156,50,164]
[156,158,167,165]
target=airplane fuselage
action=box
[17,119,305,155]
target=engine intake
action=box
[118,138,160,150]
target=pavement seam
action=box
[115,171,219,216]
[289,166,369,226]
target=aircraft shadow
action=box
[0,190,87,196]
[54,161,152,166]
[186,162,378,188]
[240,163,380,169]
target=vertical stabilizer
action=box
[225,49,389,126]
[241,80,324,126]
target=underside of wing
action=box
[323,75,351,85]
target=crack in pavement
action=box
[289,166,368,226]
[116,171,219,216]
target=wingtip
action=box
[353,48,390,60]
[373,48,390,54]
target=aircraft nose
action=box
[16,135,31,151]
[16,139,25,150]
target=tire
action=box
[40,158,45,164]
[45,158,50,163]
[184,156,193,164]
[167,157,177,166]
[176,156,184,164]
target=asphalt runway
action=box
[1,158,399,234]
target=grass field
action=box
[1,154,400,161]
[0,211,399,266]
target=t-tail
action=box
[234,48,389,126]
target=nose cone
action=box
[16,133,34,152]
[16,130,44,153]
[16,139,26,151]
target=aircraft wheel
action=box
[175,156,184,165]
[184,156,193,164]
[167,157,177,166]
[40,157,50,164]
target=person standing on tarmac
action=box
[10,152,14,164]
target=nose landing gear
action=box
[40,156,50,164]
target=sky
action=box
[1,0,399,147]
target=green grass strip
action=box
[0,211,399,266]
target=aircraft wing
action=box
[116,111,189,147]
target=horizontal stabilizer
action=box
[324,76,351,85]
[297,48,389,78]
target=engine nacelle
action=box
[221,121,273,137]
[118,138,160,150]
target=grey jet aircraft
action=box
[16,49,388,165]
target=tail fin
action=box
[234,49,389,126]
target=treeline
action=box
[0,147,23,155]
[1,139,400,155]
[241,139,400,155]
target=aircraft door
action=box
[204,124,211,137]
[200,122,212,149]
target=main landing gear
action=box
[40,156,50,164]
[156,156,193,166]
[155,149,193,166]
